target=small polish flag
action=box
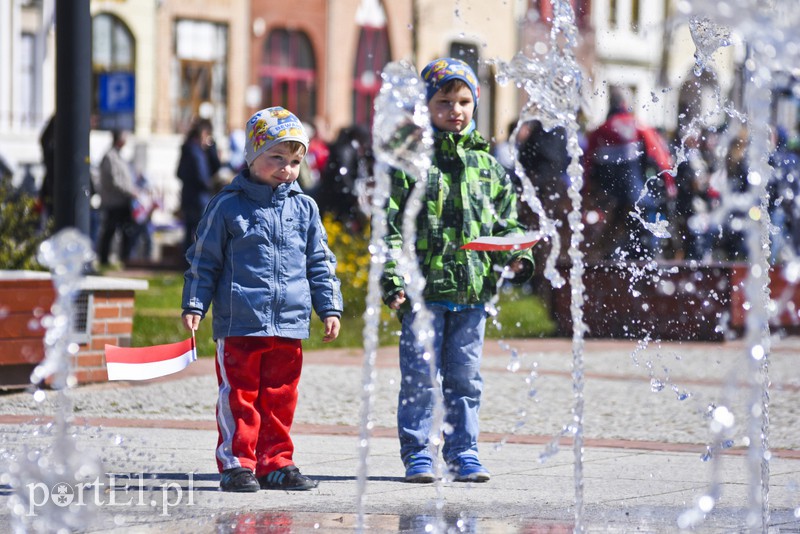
[105,336,197,381]
[461,233,540,252]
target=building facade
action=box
[7,0,786,253]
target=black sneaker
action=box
[219,467,259,492]
[258,465,318,491]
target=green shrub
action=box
[132,218,556,356]
[0,183,48,270]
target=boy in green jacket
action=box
[382,58,534,483]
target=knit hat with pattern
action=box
[245,107,309,166]
[421,57,480,106]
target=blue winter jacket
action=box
[182,171,343,340]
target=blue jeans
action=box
[397,304,486,464]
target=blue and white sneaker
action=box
[450,455,490,482]
[404,454,435,483]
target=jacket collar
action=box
[433,125,490,157]
[228,170,303,203]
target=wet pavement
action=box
[1,338,800,532]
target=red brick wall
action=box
[0,279,140,388]
[75,289,138,384]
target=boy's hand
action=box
[505,258,534,283]
[182,313,201,332]
[388,290,406,310]
[323,316,340,343]
[508,259,527,274]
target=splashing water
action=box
[629,178,673,240]
[356,60,441,532]
[689,17,732,77]
[495,0,588,529]
[675,2,800,531]
[7,229,102,533]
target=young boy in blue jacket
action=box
[182,107,343,493]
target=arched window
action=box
[258,29,316,121]
[92,13,135,130]
[173,19,228,134]
[352,1,390,128]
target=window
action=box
[536,0,591,29]
[449,42,479,75]
[448,41,491,134]
[609,0,617,29]
[92,13,135,130]
[257,29,316,122]
[606,0,641,33]
[352,25,390,127]
[19,33,37,128]
[174,19,228,133]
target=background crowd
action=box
[8,88,800,273]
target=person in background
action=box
[768,126,800,262]
[97,129,138,267]
[584,87,674,259]
[381,58,533,484]
[37,115,56,226]
[717,127,750,260]
[670,129,714,261]
[317,124,372,230]
[129,169,160,262]
[296,121,329,197]
[227,129,247,174]
[177,117,221,257]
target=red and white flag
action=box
[105,336,197,381]
[461,233,540,252]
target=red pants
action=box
[214,336,303,476]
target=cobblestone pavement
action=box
[2,337,799,449]
[1,338,799,532]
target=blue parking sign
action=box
[99,72,135,113]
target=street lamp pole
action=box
[53,0,91,237]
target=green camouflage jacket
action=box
[381,128,533,306]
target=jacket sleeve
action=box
[306,202,343,319]
[639,125,672,172]
[380,167,412,303]
[490,160,534,274]
[181,196,228,317]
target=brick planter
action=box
[550,261,800,341]
[0,271,148,389]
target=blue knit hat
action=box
[421,58,480,106]
[245,107,309,166]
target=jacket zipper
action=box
[271,202,281,333]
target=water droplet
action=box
[751,345,765,360]
[698,494,715,512]
[712,406,735,428]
